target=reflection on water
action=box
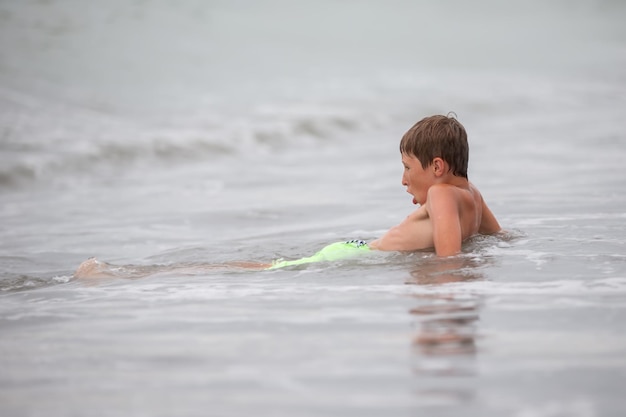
[413,311,479,357]
[407,256,488,405]
[407,255,488,286]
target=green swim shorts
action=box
[267,239,370,270]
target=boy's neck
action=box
[437,173,469,189]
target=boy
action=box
[369,114,501,256]
[74,114,500,278]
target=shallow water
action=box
[1,1,626,416]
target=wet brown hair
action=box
[399,114,468,178]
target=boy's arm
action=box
[368,207,434,251]
[369,186,463,254]
[425,185,463,257]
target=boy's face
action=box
[401,153,435,206]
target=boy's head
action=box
[399,114,469,179]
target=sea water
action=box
[1,1,626,416]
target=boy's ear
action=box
[432,157,445,176]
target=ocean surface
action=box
[1,1,626,416]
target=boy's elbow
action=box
[372,227,407,251]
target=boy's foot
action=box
[74,258,116,278]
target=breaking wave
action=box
[0,85,384,188]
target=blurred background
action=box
[1,0,624,264]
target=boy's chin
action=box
[412,197,418,205]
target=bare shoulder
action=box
[424,183,461,209]
[425,183,468,214]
